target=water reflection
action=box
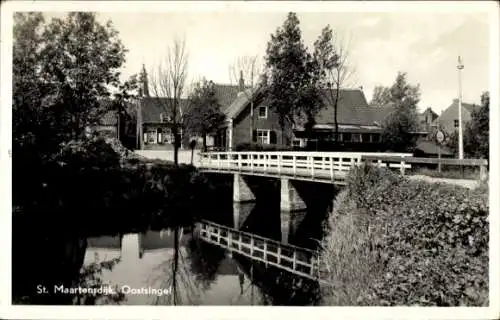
[85,230,263,305]
[83,180,332,306]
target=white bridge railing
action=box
[199,151,413,182]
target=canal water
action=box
[84,174,336,306]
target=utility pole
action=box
[457,56,464,159]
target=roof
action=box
[224,87,388,127]
[224,87,260,119]
[140,97,191,123]
[213,84,248,112]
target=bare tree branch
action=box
[149,37,189,166]
[229,55,263,142]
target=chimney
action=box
[238,70,245,92]
[140,64,150,97]
[359,85,363,91]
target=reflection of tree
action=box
[74,257,125,305]
[149,229,206,305]
[185,235,226,291]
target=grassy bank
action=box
[319,164,488,306]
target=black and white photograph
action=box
[1,1,499,319]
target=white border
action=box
[1,1,499,319]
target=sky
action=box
[43,4,492,114]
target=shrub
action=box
[320,164,489,306]
[234,142,295,152]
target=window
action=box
[352,133,361,143]
[454,119,459,128]
[157,128,163,144]
[372,133,381,142]
[256,129,270,144]
[361,133,371,143]
[343,133,352,142]
[258,106,268,118]
[292,139,301,147]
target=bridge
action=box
[198,151,413,185]
[198,151,487,212]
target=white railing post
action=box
[251,153,254,172]
[400,158,406,176]
[278,154,281,175]
[330,156,334,181]
[238,153,241,171]
[217,153,221,170]
[293,155,297,176]
[311,155,315,178]
[264,154,268,172]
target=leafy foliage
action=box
[234,142,295,151]
[184,80,225,150]
[320,164,488,306]
[262,12,320,144]
[380,72,420,152]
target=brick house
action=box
[418,107,438,132]
[85,100,120,139]
[211,78,395,151]
[433,98,479,134]
[134,66,244,150]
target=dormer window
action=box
[258,106,268,119]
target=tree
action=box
[229,55,262,139]
[184,79,225,151]
[149,37,189,167]
[262,12,318,145]
[313,25,355,144]
[370,85,392,106]
[380,72,420,152]
[12,12,133,304]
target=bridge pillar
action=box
[280,178,306,212]
[233,174,255,203]
[280,210,307,244]
[233,202,256,230]
[120,233,142,262]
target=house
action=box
[85,106,119,139]
[135,66,244,150]
[418,107,438,132]
[210,74,394,151]
[433,98,479,134]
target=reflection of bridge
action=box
[198,220,322,282]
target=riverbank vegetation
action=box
[12,12,215,304]
[319,164,488,306]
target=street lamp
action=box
[457,56,464,159]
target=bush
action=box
[234,142,296,152]
[320,164,489,306]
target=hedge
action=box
[234,142,296,152]
[320,164,488,306]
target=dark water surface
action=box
[85,174,336,305]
